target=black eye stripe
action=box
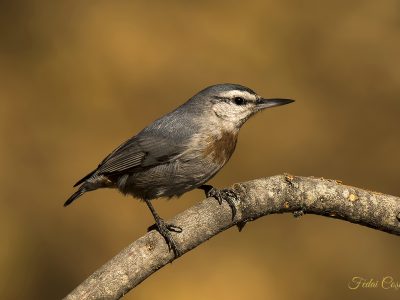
[213,95,249,105]
[234,97,246,105]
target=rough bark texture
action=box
[64,175,400,300]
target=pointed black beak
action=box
[256,98,295,109]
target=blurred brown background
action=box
[1,0,400,299]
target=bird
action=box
[65,83,294,257]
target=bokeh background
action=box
[1,0,400,299]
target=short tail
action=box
[64,187,87,207]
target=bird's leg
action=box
[144,199,182,258]
[198,184,238,220]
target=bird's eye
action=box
[234,97,246,105]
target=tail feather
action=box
[64,187,87,207]
[73,170,96,187]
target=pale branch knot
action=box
[64,175,400,300]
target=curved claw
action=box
[166,224,183,233]
[199,185,239,220]
[148,218,182,257]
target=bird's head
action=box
[192,83,294,128]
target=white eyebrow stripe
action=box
[219,90,256,100]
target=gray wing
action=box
[96,108,199,175]
[73,105,201,186]
[73,134,180,187]
[96,133,184,175]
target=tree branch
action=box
[64,175,400,300]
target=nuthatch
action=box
[65,83,294,256]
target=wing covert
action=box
[96,134,184,175]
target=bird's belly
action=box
[116,158,221,200]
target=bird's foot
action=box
[199,184,238,220]
[148,219,182,258]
